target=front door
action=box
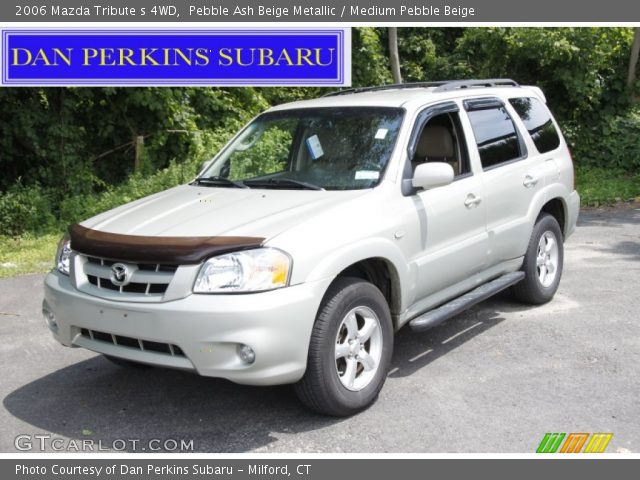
[406,103,488,300]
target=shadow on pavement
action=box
[577,205,640,228]
[4,295,520,453]
[389,307,506,379]
[597,240,640,261]
[4,357,333,453]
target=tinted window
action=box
[509,97,561,154]
[467,106,522,169]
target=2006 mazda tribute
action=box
[44,79,579,416]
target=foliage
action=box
[1,27,639,240]
[228,126,293,180]
[562,107,640,171]
[351,28,393,87]
[451,28,633,121]
[0,233,59,278]
[1,128,233,235]
[0,183,57,236]
[0,87,268,194]
[58,129,233,226]
[575,166,640,206]
[389,27,468,81]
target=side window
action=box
[509,97,561,154]
[466,105,523,169]
[411,112,470,178]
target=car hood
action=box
[81,184,369,239]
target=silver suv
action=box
[44,79,580,416]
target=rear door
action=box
[509,96,565,192]
[462,97,545,264]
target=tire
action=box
[103,355,152,369]
[295,277,394,417]
[512,213,564,305]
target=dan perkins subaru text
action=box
[11,46,336,67]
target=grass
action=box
[576,166,640,206]
[0,233,60,279]
[0,167,638,279]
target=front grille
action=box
[82,256,177,297]
[80,328,185,357]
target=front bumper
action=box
[43,271,332,385]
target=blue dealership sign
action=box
[1,28,350,86]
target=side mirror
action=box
[412,162,454,190]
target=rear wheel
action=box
[512,213,564,304]
[295,278,393,417]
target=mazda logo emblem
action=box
[110,263,131,286]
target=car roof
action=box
[269,87,440,110]
[268,79,546,113]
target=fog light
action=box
[238,344,255,364]
[42,308,57,331]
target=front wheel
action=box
[295,278,393,417]
[512,213,564,304]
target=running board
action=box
[409,271,525,332]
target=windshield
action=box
[199,107,404,190]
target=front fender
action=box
[304,237,412,314]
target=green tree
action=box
[351,28,393,87]
[628,28,640,93]
[452,28,633,120]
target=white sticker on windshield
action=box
[355,170,380,181]
[375,128,389,140]
[306,134,324,160]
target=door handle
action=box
[464,194,482,208]
[523,174,539,188]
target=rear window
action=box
[467,106,522,169]
[509,97,561,154]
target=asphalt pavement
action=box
[1,205,638,453]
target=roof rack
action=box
[433,79,519,92]
[323,81,447,97]
[323,79,519,97]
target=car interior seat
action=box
[412,125,459,175]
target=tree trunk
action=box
[628,28,640,91]
[388,28,402,84]
[134,135,144,173]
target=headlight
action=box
[55,233,72,275]
[193,248,291,293]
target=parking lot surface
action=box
[1,206,638,453]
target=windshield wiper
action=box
[192,176,248,189]
[243,178,324,191]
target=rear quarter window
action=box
[509,97,561,154]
